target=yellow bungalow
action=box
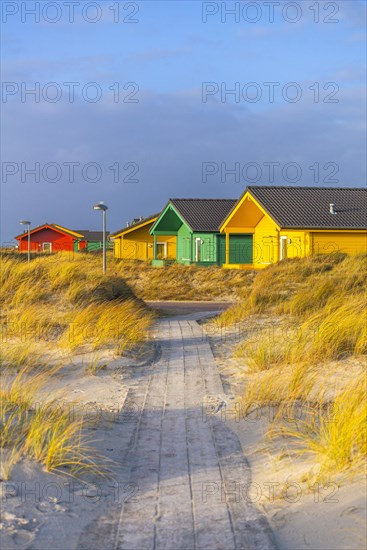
[220,186,367,269]
[110,214,176,261]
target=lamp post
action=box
[93,202,108,273]
[19,220,31,263]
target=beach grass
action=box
[213,253,367,480]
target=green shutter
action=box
[229,235,253,264]
[177,224,192,263]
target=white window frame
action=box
[156,241,167,259]
[195,238,204,262]
[280,236,287,260]
[42,242,53,253]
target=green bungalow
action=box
[73,229,110,252]
[150,198,236,266]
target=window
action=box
[156,242,167,259]
[280,236,287,260]
[42,242,52,253]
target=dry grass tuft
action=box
[110,260,255,301]
[216,253,367,481]
[0,366,108,478]
[0,253,155,366]
[268,373,367,478]
[0,252,155,478]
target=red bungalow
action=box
[15,224,108,253]
[15,224,82,253]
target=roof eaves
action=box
[282,225,367,231]
[149,202,171,235]
[15,223,79,240]
[150,201,194,234]
[52,224,84,238]
[219,187,250,231]
[110,214,159,237]
[168,200,195,231]
[246,188,285,228]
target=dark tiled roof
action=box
[109,213,159,237]
[247,186,367,229]
[170,199,237,232]
[74,230,110,241]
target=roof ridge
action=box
[170,198,236,201]
[248,185,367,190]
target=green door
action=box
[229,234,253,264]
[217,234,226,266]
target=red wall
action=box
[17,228,75,252]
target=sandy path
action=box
[77,318,275,550]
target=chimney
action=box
[329,203,336,215]
[126,222,129,227]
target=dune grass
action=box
[213,253,367,480]
[110,259,255,301]
[0,250,252,480]
[233,255,367,370]
[236,293,366,373]
[0,252,155,368]
[2,250,366,482]
[0,366,107,479]
[0,252,155,478]
[267,373,367,479]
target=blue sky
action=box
[1,0,366,242]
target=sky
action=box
[1,0,366,242]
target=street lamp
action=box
[93,202,108,273]
[19,220,31,263]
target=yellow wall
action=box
[278,231,307,260]
[157,236,176,260]
[310,232,367,256]
[114,225,153,260]
[113,225,176,261]
[253,214,278,267]
[222,192,367,269]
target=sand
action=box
[202,317,367,550]
[1,312,366,550]
[0,344,159,550]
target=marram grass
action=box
[268,373,367,478]
[222,253,367,481]
[0,366,108,479]
[0,253,156,367]
[0,252,156,478]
